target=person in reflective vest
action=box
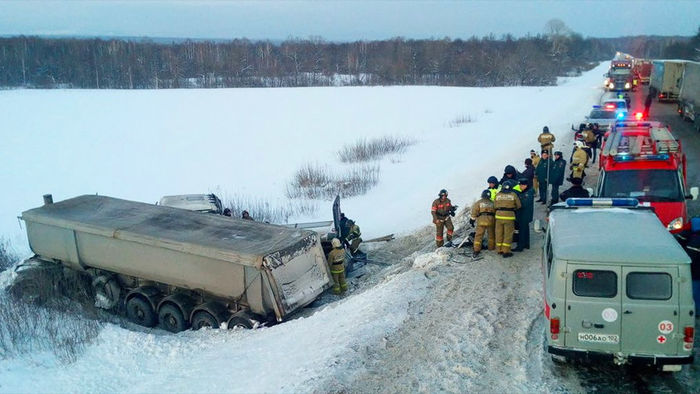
[431,189,454,247]
[469,189,496,257]
[494,180,521,258]
[327,238,347,295]
[487,176,501,201]
[571,141,588,181]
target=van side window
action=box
[626,272,672,300]
[572,270,617,298]
[546,234,553,276]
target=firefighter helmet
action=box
[481,190,491,199]
[439,189,448,197]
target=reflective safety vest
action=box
[489,186,501,201]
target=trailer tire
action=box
[227,311,260,330]
[191,311,219,330]
[126,296,157,327]
[158,304,188,333]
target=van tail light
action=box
[550,317,560,339]
[684,326,694,351]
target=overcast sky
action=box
[0,1,698,41]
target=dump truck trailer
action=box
[18,194,332,331]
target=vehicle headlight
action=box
[624,82,631,89]
[609,82,615,89]
[667,217,683,231]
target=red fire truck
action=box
[596,121,699,235]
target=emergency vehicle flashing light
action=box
[634,112,644,120]
[565,198,639,207]
[616,112,625,119]
[612,153,670,162]
[605,104,616,109]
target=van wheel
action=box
[191,311,219,330]
[158,304,188,333]
[227,311,259,329]
[126,296,157,327]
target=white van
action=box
[543,198,695,371]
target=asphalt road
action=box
[630,85,700,217]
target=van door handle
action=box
[593,323,605,329]
[623,310,632,314]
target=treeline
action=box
[0,33,692,89]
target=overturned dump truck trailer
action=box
[19,195,332,332]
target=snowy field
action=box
[0,64,612,392]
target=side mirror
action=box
[689,186,699,201]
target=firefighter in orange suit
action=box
[327,238,347,295]
[494,180,521,258]
[431,189,454,247]
[469,189,496,257]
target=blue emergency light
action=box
[592,105,601,109]
[566,198,639,207]
[616,112,625,119]
[612,153,670,162]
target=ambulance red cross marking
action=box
[657,335,666,344]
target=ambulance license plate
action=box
[578,332,619,344]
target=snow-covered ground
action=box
[0,65,604,254]
[5,63,673,393]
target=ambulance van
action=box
[543,198,695,371]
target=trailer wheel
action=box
[126,296,157,327]
[158,304,188,333]
[227,311,260,329]
[191,311,219,330]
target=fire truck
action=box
[596,121,699,236]
[605,59,636,92]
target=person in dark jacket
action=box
[549,151,567,204]
[559,177,590,201]
[513,178,533,251]
[500,165,519,185]
[521,158,535,189]
[535,150,553,204]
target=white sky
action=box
[0,0,698,41]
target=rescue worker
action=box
[494,180,521,258]
[431,189,454,247]
[326,238,347,295]
[549,151,567,204]
[469,189,496,257]
[570,141,588,182]
[592,123,604,159]
[512,178,533,252]
[538,126,556,153]
[487,176,501,201]
[530,150,541,196]
[559,177,590,201]
[344,219,362,254]
[644,91,653,118]
[535,150,553,204]
[521,158,535,189]
[582,124,597,162]
[242,210,254,221]
[500,165,519,185]
[223,208,232,217]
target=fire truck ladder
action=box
[603,126,679,157]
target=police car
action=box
[543,198,695,371]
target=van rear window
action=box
[626,272,672,300]
[573,270,617,298]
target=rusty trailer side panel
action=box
[21,195,332,319]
